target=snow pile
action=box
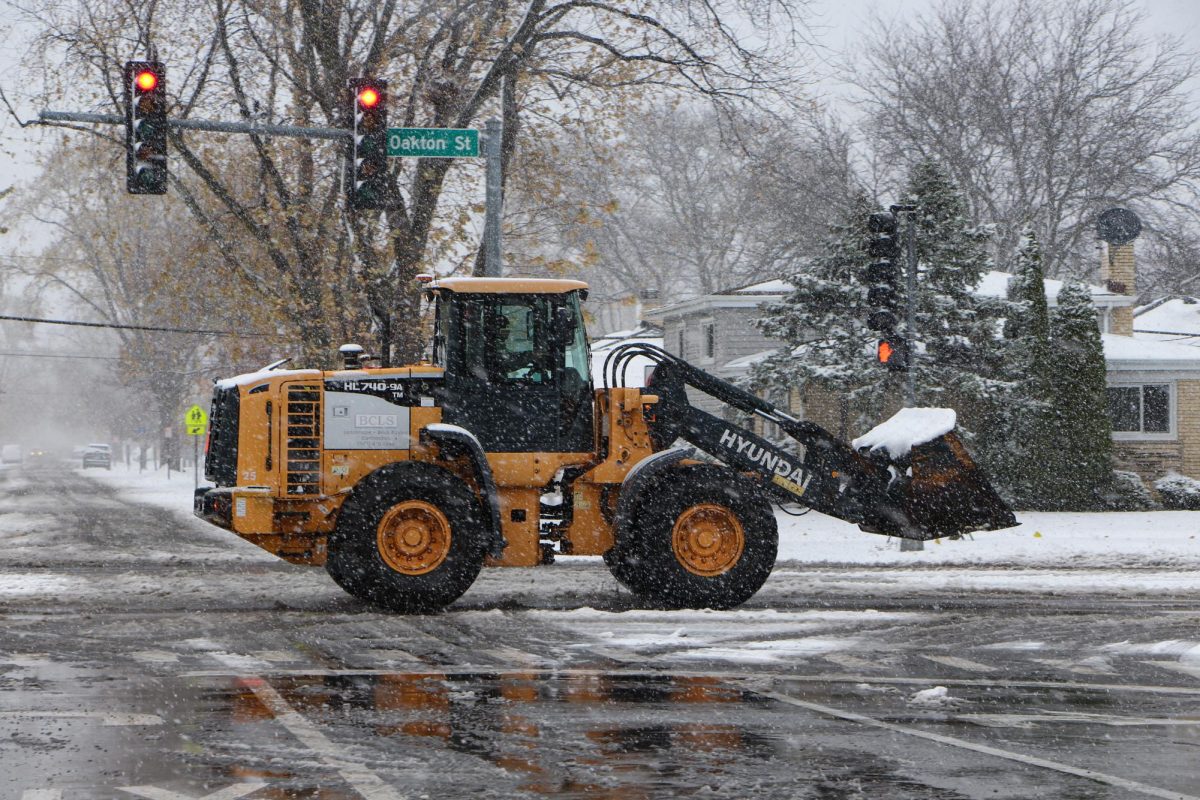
[908,686,958,707]
[852,408,956,459]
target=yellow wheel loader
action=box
[195,277,1016,612]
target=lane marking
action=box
[822,654,881,671]
[1032,658,1115,676]
[921,655,993,673]
[958,712,1200,728]
[21,791,63,800]
[239,677,405,800]
[759,689,1200,800]
[1146,661,1200,681]
[353,649,425,665]
[0,711,161,726]
[120,784,265,800]
[482,645,548,667]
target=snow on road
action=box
[2,461,1198,678]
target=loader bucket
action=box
[901,432,1017,538]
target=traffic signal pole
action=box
[482,117,503,277]
[894,204,918,407]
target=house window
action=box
[703,322,715,359]
[1107,383,1173,437]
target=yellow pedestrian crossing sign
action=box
[185,404,208,436]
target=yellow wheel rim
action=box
[671,503,745,577]
[376,501,452,576]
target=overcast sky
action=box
[811,0,1200,51]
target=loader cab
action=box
[430,278,594,453]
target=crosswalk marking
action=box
[120,783,266,800]
[238,676,405,800]
[21,791,63,800]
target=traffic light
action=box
[877,337,909,371]
[863,211,901,330]
[124,61,167,195]
[348,78,389,210]
[862,210,908,371]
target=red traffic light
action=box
[877,338,909,371]
[135,70,159,92]
[358,87,380,108]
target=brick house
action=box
[646,242,1200,482]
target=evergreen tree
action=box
[1048,280,1112,509]
[754,160,1011,438]
[902,161,1010,413]
[984,232,1056,506]
[753,193,895,431]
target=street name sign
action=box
[387,128,479,158]
[185,404,208,436]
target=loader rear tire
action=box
[325,463,486,613]
[611,464,777,609]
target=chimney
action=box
[1102,242,1136,336]
[339,343,365,369]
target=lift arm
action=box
[604,344,1016,540]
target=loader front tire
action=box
[612,464,777,609]
[325,463,486,613]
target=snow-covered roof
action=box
[731,279,792,294]
[589,323,663,388]
[591,321,664,349]
[974,271,1128,307]
[1134,297,1200,337]
[1104,333,1200,370]
[722,349,777,371]
[658,270,1131,320]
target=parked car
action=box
[1,444,21,465]
[82,443,112,470]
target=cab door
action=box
[441,293,570,452]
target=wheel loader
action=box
[195,276,1016,612]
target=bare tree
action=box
[5,138,277,441]
[9,0,812,363]
[853,0,1200,279]
[505,103,860,329]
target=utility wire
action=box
[0,350,121,360]
[0,313,276,337]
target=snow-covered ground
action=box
[75,460,1200,571]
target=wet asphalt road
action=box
[2,461,1199,799]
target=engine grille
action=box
[285,384,321,495]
